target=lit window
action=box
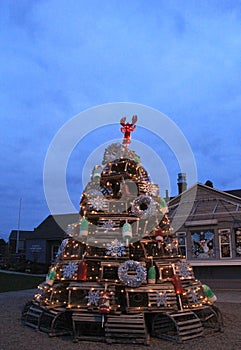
[177,232,187,257]
[218,229,232,259]
[235,229,241,257]
[191,230,215,259]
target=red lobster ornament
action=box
[120,115,137,146]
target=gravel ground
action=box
[0,289,241,350]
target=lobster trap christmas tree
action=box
[22,117,223,344]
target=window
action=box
[18,240,25,252]
[218,229,232,259]
[177,232,187,257]
[235,229,241,257]
[51,245,60,262]
[191,230,215,259]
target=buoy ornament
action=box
[148,266,156,284]
[92,165,102,182]
[79,217,89,238]
[46,267,56,286]
[122,222,132,246]
[202,284,217,304]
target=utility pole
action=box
[16,198,22,254]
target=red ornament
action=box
[172,274,184,295]
[98,290,110,314]
[77,260,87,281]
[120,116,137,146]
[154,227,163,238]
[154,227,164,248]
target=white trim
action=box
[188,259,241,266]
[218,228,231,234]
[185,219,218,226]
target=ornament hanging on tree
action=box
[172,274,184,295]
[156,291,167,307]
[189,287,199,304]
[99,289,110,327]
[46,266,56,286]
[148,265,156,284]
[122,221,132,246]
[132,195,157,218]
[79,217,89,238]
[88,194,108,211]
[177,261,191,278]
[56,238,69,259]
[172,274,184,311]
[63,262,78,279]
[118,260,147,288]
[85,289,100,306]
[102,220,114,229]
[92,165,102,182]
[77,260,87,281]
[106,239,126,257]
[154,227,164,249]
[98,290,110,314]
[202,284,217,304]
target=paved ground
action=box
[0,288,240,350]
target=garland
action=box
[118,260,147,288]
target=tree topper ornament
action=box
[120,115,137,146]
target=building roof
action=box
[168,183,241,230]
[9,213,80,241]
[32,213,80,240]
[225,189,241,199]
[9,230,33,240]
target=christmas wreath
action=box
[118,260,147,288]
[132,195,156,218]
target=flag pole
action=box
[16,198,22,254]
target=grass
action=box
[0,271,45,293]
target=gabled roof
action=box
[32,213,80,240]
[225,189,241,199]
[9,214,80,241]
[9,230,33,240]
[169,183,241,205]
[168,183,241,225]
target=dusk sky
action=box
[1,0,240,242]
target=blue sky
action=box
[1,0,240,241]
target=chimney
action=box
[165,189,170,202]
[177,173,187,194]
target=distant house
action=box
[9,230,33,255]
[9,214,79,265]
[168,183,241,288]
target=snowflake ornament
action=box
[156,291,167,307]
[88,195,108,211]
[177,261,191,278]
[106,239,126,257]
[85,290,100,306]
[63,262,78,279]
[141,182,159,197]
[102,220,114,229]
[190,287,199,304]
